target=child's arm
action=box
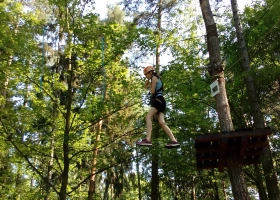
[150,77,157,95]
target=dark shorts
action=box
[151,96,166,113]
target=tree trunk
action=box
[226,154,249,199]
[136,146,142,200]
[1,77,8,109]
[44,97,58,200]
[59,6,73,199]
[1,55,11,109]
[60,67,72,200]
[191,176,196,200]
[151,0,162,199]
[103,175,110,200]
[151,149,159,200]
[211,169,220,200]
[254,165,268,200]
[222,181,227,200]
[199,1,250,199]
[88,120,102,200]
[230,1,280,199]
[88,35,106,199]
[45,132,55,200]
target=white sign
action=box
[210,80,220,97]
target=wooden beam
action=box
[239,136,248,164]
[247,140,268,148]
[197,156,219,161]
[218,138,228,172]
[195,127,272,142]
[196,147,219,153]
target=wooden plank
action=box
[195,141,219,149]
[196,151,218,157]
[195,127,272,142]
[243,155,261,165]
[218,138,228,172]
[195,133,223,143]
[243,160,261,165]
[197,156,219,161]
[259,136,268,141]
[245,148,264,155]
[228,138,241,148]
[239,136,248,163]
[196,147,219,153]
[244,151,263,157]
[196,152,219,161]
[195,127,272,171]
[247,140,268,148]
[197,160,219,169]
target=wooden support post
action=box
[239,136,248,164]
[218,138,228,172]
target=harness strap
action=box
[155,98,163,104]
[151,76,163,97]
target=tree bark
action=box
[226,154,250,199]
[88,120,102,200]
[191,176,196,200]
[199,0,250,199]
[89,34,107,199]
[222,181,227,200]
[103,172,110,200]
[211,169,220,200]
[254,165,268,200]
[136,146,142,200]
[45,129,55,200]
[230,1,280,199]
[151,0,162,199]
[60,65,72,200]
[59,6,73,199]
[151,149,159,200]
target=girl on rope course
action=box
[136,66,180,148]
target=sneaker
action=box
[136,139,152,146]
[165,141,180,148]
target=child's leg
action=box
[145,107,158,141]
[158,112,177,142]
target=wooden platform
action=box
[195,127,272,172]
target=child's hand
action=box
[144,80,151,89]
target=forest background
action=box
[0,0,280,199]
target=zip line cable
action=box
[136,4,280,106]
[138,2,278,77]
[225,14,280,73]
[243,0,277,40]
[219,0,278,74]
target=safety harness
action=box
[149,76,163,105]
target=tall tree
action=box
[122,0,176,199]
[230,1,280,200]
[199,0,250,199]
[0,0,143,199]
[151,0,163,199]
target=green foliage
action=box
[1,0,280,199]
